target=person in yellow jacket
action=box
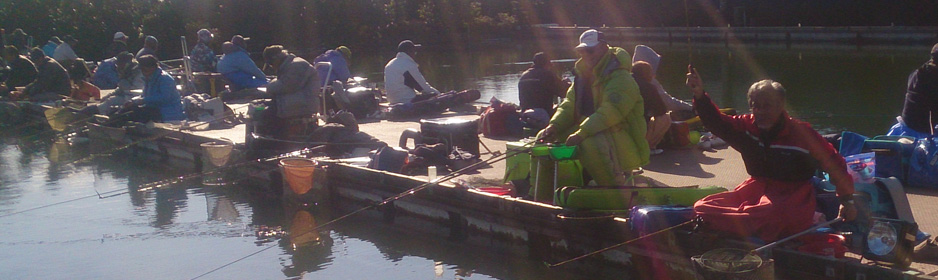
[538,29,649,186]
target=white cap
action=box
[575,29,603,49]
[113,32,127,40]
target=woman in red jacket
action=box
[685,65,857,242]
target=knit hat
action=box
[336,46,351,59]
[197,29,213,43]
[113,32,127,41]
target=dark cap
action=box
[116,51,134,65]
[532,52,550,67]
[138,54,159,68]
[49,36,62,44]
[397,40,421,53]
[63,35,77,44]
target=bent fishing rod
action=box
[190,139,546,280]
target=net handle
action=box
[752,217,844,254]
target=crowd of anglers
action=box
[3,26,938,248]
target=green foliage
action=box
[3,0,936,61]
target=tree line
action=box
[3,0,936,62]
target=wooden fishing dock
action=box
[76,97,937,280]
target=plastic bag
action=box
[908,138,938,188]
[845,152,875,184]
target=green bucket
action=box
[549,145,577,160]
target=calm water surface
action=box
[1,42,933,279]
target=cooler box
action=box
[554,185,726,211]
[503,141,533,183]
[628,205,696,236]
[420,116,480,156]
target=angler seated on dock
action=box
[11,48,69,102]
[887,43,938,138]
[518,52,567,116]
[385,40,483,119]
[67,58,100,101]
[685,66,857,242]
[258,45,318,139]
[217,38,268,94]
[537,29,649,186]
[111,55,186,124]
[189,29,217,73]
[84,52,145,116]
[0,45,37,98]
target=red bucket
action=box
[797,233,847,258]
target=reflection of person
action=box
[888,43,938,137]
[384,40,440,105]
[632,61,670,155]
[686,65,857,242]
[537,29,649,186]
[1,45,37,97]
[518,52,567,115]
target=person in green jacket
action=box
[538,29,649,186]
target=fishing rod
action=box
[547,218,699,267]
[683,0,693,63]
[190,140,544,280]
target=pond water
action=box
[1,41,934,279]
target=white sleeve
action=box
[408,63,439,94]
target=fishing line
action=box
[0,188,127,218]
[683,0,693,64]
[191,141,545,279]
[547,218,698,267]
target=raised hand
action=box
[685,65,705,98]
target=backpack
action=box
[480,98,523,138]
